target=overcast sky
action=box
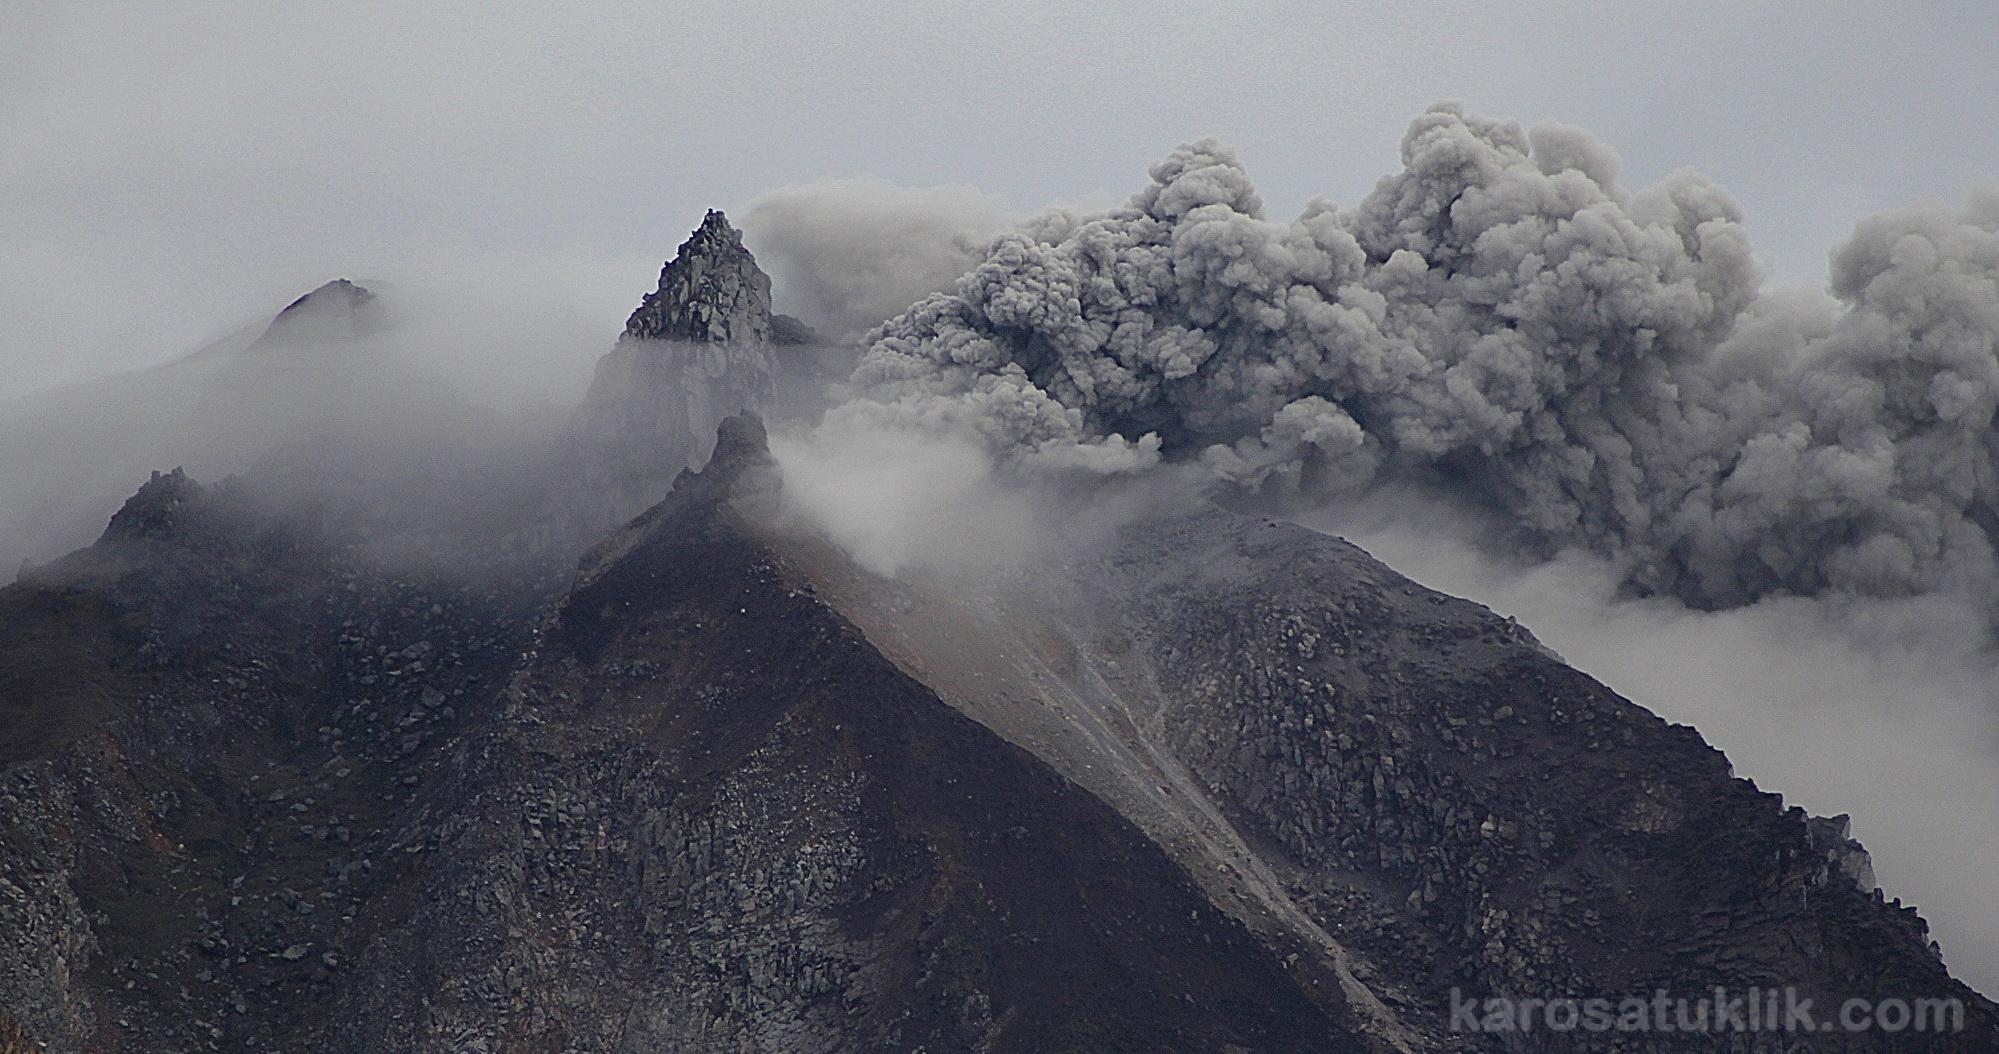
[4,0,1995,401]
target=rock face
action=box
[568,212,787,529]
[321,413,1344,1052]
[624,211,775,346]
[102,468,202,542]
[786,504,1999,1051]
[0,418,1343,1053]
[0,468,555,1053]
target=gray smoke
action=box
[743,178,1011,342]
[834,104,1999,609]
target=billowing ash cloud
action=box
[743,177,1011,342]
[833,104,1999,609]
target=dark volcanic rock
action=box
[1089,514,1994,1049]
[770,313,823,346]
[624,211,773,345]
[322,413,1344,1052]
[102,468,202,542]
[781,499,1999,1052]
[0,471,551,1053]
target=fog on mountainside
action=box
[0,227,845,577]
[0,277,585,575]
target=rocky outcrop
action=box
[623,211,774,346]
[102,468,202,542]
[1809,814,1879,894]
[567,213,786,530]
[770,313,823,347]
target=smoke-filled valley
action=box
[3,97,1997,1051]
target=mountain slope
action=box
[769,479,1999,1051]
[0,419,1349,1053]
[317,415,1347,1052]
[7,416,1992,1052]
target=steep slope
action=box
[0,472,553,1052]
[0,420,1348,1052]
[6,403,1995,1051]
[317,415,1346,1052]
[782,501,1999,1051]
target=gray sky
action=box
[3,0,1995,400]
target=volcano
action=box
[0,212,1992,1053]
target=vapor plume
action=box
[834,104,1999,611]
[743,178,1011,342]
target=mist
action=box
[743,179,1012,343]
[771,421,1036,577]
[0,266,629,574]
[770,412,1209,581]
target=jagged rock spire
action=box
[624,210,773,345]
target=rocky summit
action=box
[0,212,1994,1053]
[624,211,776,346]
[566,212,788,533]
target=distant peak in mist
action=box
[256,278,382,347]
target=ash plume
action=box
[742,178,1011,342]
[833,104,1999,610]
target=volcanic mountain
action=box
[0,215,1993,1053]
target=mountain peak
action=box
[624,210,774,344]
[257,278,381,346]
[102,467,201,541]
